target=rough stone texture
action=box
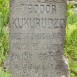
[4,0,69,77]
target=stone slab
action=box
[4,0,69,77]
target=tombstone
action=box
[4,0,69,77]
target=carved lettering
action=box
[11,18,65,29]
[21,4,57,13]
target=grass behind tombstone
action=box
[65,4,77,77]
[0,68,11,77]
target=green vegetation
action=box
[0,0,10,77]
[65,3,77,77]
[0,0,9,36]
[0,0,9,65]
[0,69,11,77]
[0,0,77,77]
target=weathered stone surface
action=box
[4,0,69,77]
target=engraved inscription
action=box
[11,18,65,29]
[21,4,56,13]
